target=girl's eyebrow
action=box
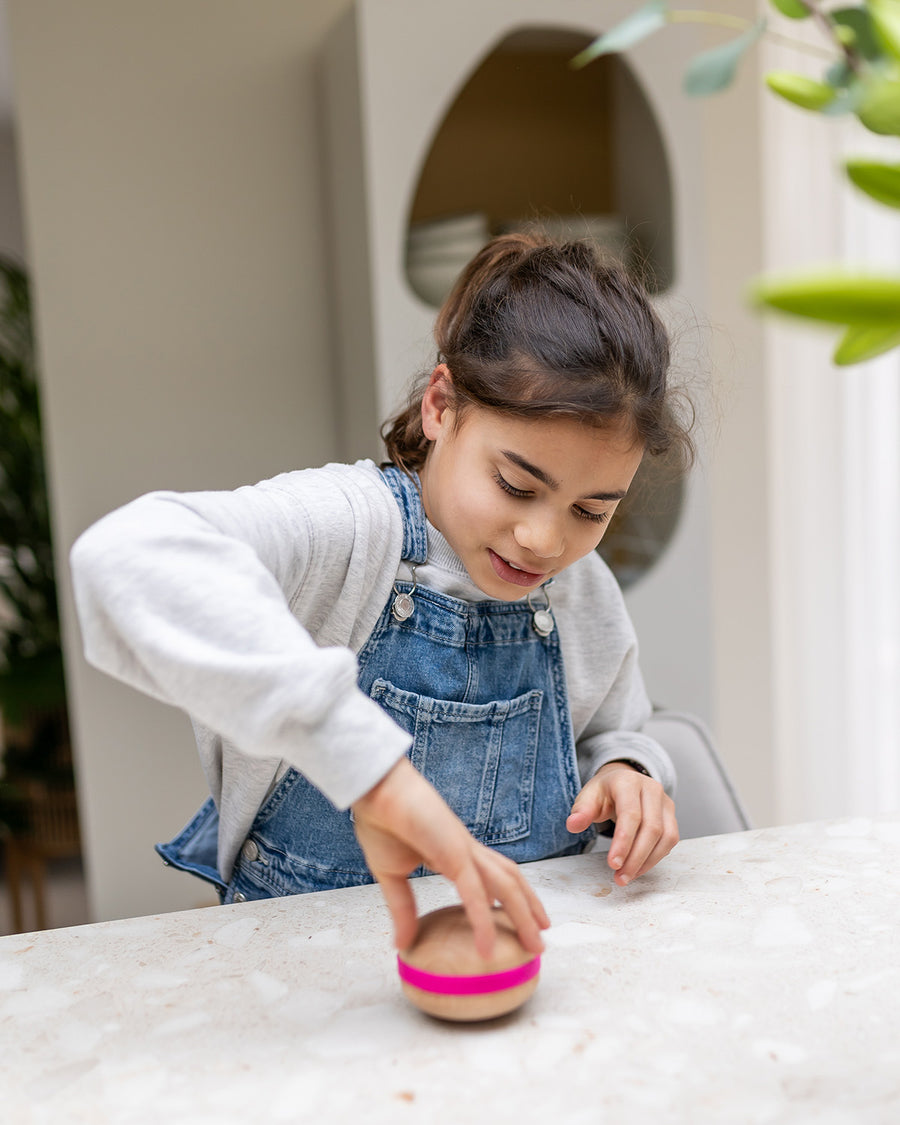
[500,450,627,501]
[501,449,558,489]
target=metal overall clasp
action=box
[527,581,555,637]
[391,564,418,622]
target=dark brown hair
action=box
[382,232,694,474]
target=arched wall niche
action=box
[401,23,680,590]
[404,25,674,312]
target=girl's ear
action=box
[421,363,454,441]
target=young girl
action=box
[71,233,688,957]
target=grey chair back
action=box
[644,709,751,839]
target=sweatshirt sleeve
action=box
[69,466,411,809]
[576,641,677,798]
[561,556,677,798]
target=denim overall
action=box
[157,466,593,901]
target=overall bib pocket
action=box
[369,678,541,846]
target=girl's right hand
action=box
[351,757,550,958]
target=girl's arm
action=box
[70,468,410,807]
[571,648,680,884]
[566,566,680,883]
[575,641,677,796]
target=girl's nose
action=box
[514,515,565,560]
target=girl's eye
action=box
[574,507,609,524]
[493,470,531,498]
[495,469,611,524]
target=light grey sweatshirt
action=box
[70,459,674,881]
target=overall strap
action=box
[380,465,428,565]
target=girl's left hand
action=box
[565,762,679,886]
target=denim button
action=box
[241,839,260,862]
[233,892,247,904]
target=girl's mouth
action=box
[488,549,546,587]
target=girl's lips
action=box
[488,549,547,588]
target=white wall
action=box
[8,0,354,920]
[699,22,777,828]
[0,123,24,259]
[759,23,900,823]
[702,7,900,826]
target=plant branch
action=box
[669,9,754,33]
[800,0,864,75]
[669,7,846,62]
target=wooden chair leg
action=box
[30,851,47,932]
[4,840,26,934]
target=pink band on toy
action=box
[397,955,541,996]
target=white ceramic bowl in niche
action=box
[407,212,489,251]
[406,257,468,307]
[500,214,631,266]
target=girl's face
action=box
[418,368,644,599]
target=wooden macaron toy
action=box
[397,904,541,1022]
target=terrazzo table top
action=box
[2,815,899,1124]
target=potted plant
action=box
[0,254,78,886]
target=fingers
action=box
[566,787,613,835]
[436,839,549,959]
[353,758,550,957]
[608,783,678,886]
[470,848,550,957]
[570,764,679,887]
[377,871,420,951]
[452,860,499,958]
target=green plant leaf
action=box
[831,7,884,61]
[833,322,900,364]
[835,22,858,50]
[571,0,668,68]
[771,0,810,19]
[683,18,767,96]
[857,75,900,134]
[869,0,900,61]
[750,269,900,323]
[845,158,900,207]
[766,70,836,109]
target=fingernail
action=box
[610,855,623,869]
[618,874,630,886]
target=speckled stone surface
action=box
[2,816,899,1124]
